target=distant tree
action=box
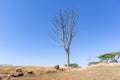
[98,52,120,62]
[49,8,79,68]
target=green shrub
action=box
[64,63,79,68]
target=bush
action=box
[64,63,79,68]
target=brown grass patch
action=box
[0,64,120,80]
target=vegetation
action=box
[98,52,120,63]
[98,53,115,62]
[64,63,79,68]
[49,8,79,68]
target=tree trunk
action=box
[67,53,70,68]
[65,49,70,68]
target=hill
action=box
[0,63,120,80]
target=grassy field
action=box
[0,63,120,80]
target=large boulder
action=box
[10,71,24,77]
[10,68,24,77]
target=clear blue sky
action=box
[0,0,120,66]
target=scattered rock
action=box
[11,72,24,77]
[16,67,22,72]
[27,71,33,74]
[0,74,11,80]
[54,65,60,70]
[54,65,64,71]
[10,67,24,77]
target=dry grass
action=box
[0,63,120,80]
[0,66,54,80]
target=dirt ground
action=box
[0,63,120,80]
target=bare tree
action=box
[49,8,79,68]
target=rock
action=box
[11,72,24,77]
[0,77,2,80]
[54,65,59,70]
[16,67,22,72]
[27,71,33,74]
[54,65,64,71]
[10,68,24,77]
[0,74,11,80]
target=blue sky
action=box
[0,0,120,66]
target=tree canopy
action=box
[98,52,120,62]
